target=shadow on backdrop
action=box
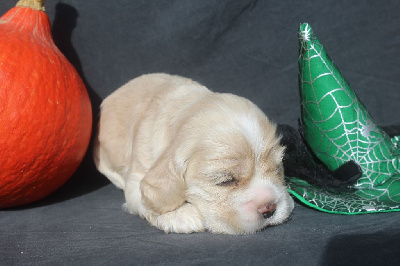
[10,3,110,209]
[321,232,400,266]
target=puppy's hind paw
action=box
[156,203,205,234]
[122,203,132,213]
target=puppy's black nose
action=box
[258,203,277,219]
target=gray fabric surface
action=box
[1,0,400,265]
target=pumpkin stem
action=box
[16,0,47,11]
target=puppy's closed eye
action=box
[215,173,238,187]
[217,178,238,186]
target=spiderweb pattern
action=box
[286,23,400,214]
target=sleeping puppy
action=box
[94,73,294,234]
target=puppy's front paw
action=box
[155,203,205,233]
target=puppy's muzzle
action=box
[258,203,277,219]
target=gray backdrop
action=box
[1,1,400,265]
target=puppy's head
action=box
[184,109,293,234]
[141,94,294,234]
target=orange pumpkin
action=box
[0,0,92,208]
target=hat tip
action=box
[299,23,313,43]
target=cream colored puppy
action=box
[94,73,294,234]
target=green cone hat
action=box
[286,23,400,214]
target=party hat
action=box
[286,23,400,214]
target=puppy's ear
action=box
[140,152,186,214]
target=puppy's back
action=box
[94,73,210,188]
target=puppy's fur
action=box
[94,73,294,234]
